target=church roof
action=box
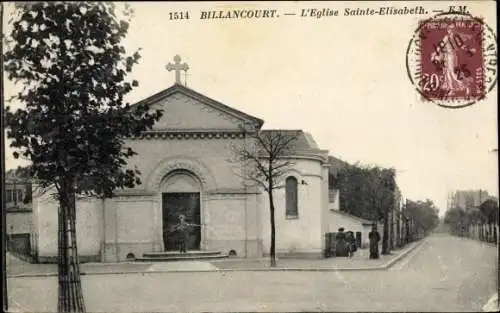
[259,130,319,150]
[133,83,264,128]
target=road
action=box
[7,233,498,312]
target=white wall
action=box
[325,211,377,248]
[6,212,33,234]
[126,135,249,192]
[260,159,324,255]
[103,196,158,261]
[328,189,340,211]
[32,190,104,259]
[205,195,250,256]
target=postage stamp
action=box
[406,12,497,108]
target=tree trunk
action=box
[382,205,390,254]
[269,190,277,267]
[388,211,394,250]
[58,179,86,313]
[405,219,409,244]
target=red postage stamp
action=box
[419,18,484,102]
[406,12,497,109]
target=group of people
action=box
[334,228,358,257]
[335,224,381,259]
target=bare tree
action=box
[230,127,299,267]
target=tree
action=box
[372,167,395,254]
[335,164,396,254]
[231,128,299,267]
[444,207,468,236]
[478,199,498,243]
[479,199,499,225]
[3,3,162,312]
[335,164,376,220]
[406,199,440,237]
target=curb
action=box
[381,239,427,269]
[7,241,426,278]
[5,266,386,278]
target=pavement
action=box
[6,240,422,277]
[483,293,499,312]
[6,234,498,312]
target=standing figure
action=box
[430,24,475,98]
[335,227,348,257]
[171,214,200,253]
[346,231,357,258]
[368,224,381,259]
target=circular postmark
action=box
[406,11,497,109]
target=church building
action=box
[31,56,352,262]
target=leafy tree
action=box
[3,2,162,312]
[373,167,396,254]
[231,129,299,267]
[467,208,485,225]
[479,199,498,224]
[406,199,440,236]
[335,163,396,254]
[444,207,468,236]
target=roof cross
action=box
[166,55,189,85]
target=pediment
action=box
[134,84,263,131]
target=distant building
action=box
[6,179,32,214]
[447,189,496,212]
[5,170,34,260]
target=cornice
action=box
[255,149,329,163]
[128,130,247,140]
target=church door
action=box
[162,192,201,251]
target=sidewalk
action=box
[210,241,422,271]
[7,240,424,278]
[483,293,499,312]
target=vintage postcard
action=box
[2,1,498,312]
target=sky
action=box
[2,1,498,216]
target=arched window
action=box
[285,176,298,218]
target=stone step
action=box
[142,250,223,258]
[136,253,229,262]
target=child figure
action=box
[346,231,356,258]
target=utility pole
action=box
[1,2,10,310]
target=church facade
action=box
[31,77,347,263]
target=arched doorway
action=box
[160,170,202,251]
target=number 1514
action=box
[169,11,190,20]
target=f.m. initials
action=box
[448,5,468,14]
